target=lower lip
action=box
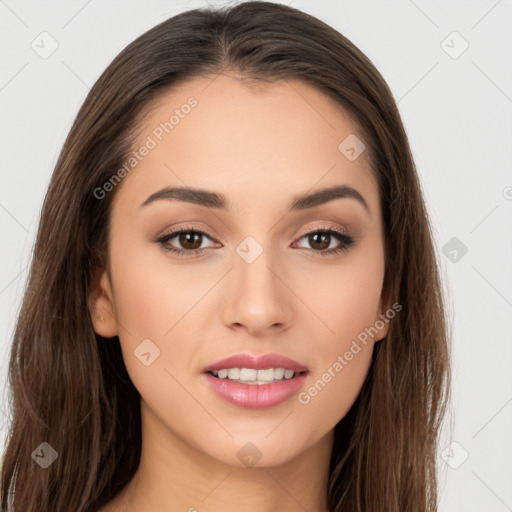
[203,372,308,409]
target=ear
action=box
[373,288,391,342]
[88,267,118,338]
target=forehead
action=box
[113,73,380,217]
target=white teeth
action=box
[256,369,275,381]
[227,368,240,379]
[239,368,258,380]
[274,368,285,379]
[211,367,300,383]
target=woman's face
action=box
[91,74,389,468]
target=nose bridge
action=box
[223,233,289,332]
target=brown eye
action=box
[307,231,331,250]
[156,227,218,257]
[293,227,355,255]
[177,231,203,250]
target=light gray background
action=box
[1,1,511,510]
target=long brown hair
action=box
[1,2,450,510]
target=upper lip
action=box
[203,353,309,373]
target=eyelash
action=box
[156,224,355,258]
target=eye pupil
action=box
[180,232,202,249]
[309,232,330,250]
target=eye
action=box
[156,226,219,257]
[292,225,355,256]
[155,224,355,257]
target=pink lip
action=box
[203,372,308,409]
[202,353,309,409]
[202,352,308,373]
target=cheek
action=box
[294,249,384,344]
[289,251,383,423]
[108,249,203,423]
[109,240,211,340]
[108,243,217,394]
[293,277,379,432]
[295,343,373,440]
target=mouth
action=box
[202,366,310,409]
[205,368,309,385]
[201,353,309,408]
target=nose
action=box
[222,246,291,336]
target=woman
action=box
[0,2,450,511]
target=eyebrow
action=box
[138,184,370,214]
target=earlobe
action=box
[374,314,390,342]
[88,269,118,338]
[374,291,391,342]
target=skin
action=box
[90,73,389,512]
